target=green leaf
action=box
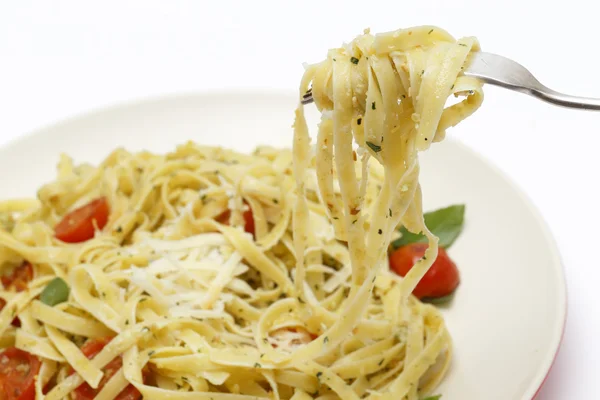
[40,277,70,306]
[421,291,456,305]
[421,395,442,400]
[391,204,465,249]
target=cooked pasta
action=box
[0,25,482,400]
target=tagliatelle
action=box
[0,25,482,400]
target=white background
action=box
[0,1,597,398]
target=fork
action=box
[301,52,600,110]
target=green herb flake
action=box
[421,395,442,400]
[366,141,382,153]
[378,229,382,234]
[254,362,262,368]
[273,198,279,204]
[350,57,359,65]
[428,29,434,34]
[323,336,329,344]
[371,102,376,110]
[357,118,362,125]
[421,292,456,305]
[391,204,465,249]
[389,208,392,217]
[40,277,70,306]
[316,371,323,379]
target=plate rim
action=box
[0,90,567,399]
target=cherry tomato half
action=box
[0,347,41,400]
[54,198,109,243]
[71,337,142,400]
[389,243,460,299]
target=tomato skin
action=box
[216,203,255,236]
[54,198,109,243]
[0,262,34,326]
[71,337,142,400]
[242,208,255,236]
[389,243,460,299]
[1,262,33,292]
[0,347,41,400]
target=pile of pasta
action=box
[0,25,482,400]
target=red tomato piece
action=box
[54,198,109,243]
[242,207,255,236]
[215,201,255,236]
[389,243,460,299]
[0,262,34,326]
[0,347,41,400]
[71,337,142,400]
[1,262,33,292]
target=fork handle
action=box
[464,52,600,111]
[529,88,600,110]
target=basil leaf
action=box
[40,277,69,306]
[421,395,442,400]
[421,291,456,305]
[391,204,465,249]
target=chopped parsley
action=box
[350,57,359,64]
[357,117,362,125]
[366,141,382,153]
[421,395,442,400]
[371,101,376,110]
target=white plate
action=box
[0,91,566,400]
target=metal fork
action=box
[301,52,600,110]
